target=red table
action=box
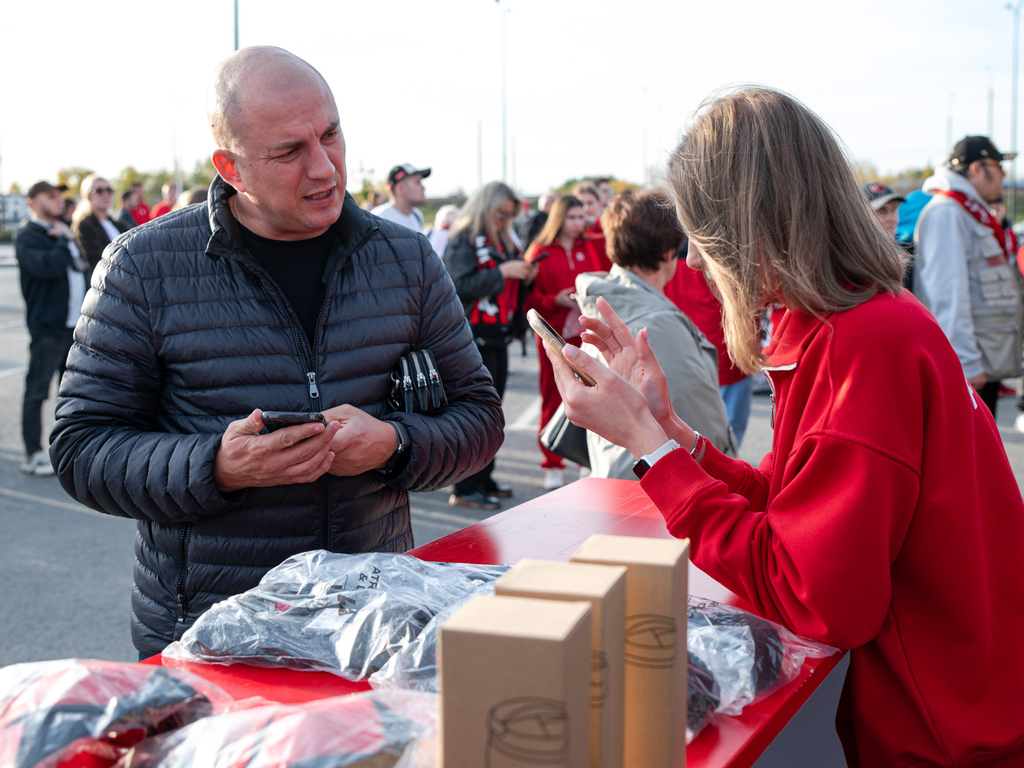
[154,478,844,767]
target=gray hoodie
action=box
[915,166,1022,380]
[575,266,735,480]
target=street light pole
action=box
[495,0,507,183]
[234,0,239,51]
[1010,1,1023,221]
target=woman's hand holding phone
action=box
[579,297,691,445]
[543,340,669,460]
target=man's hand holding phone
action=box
[320,404,398,477]
[213,409,339,493]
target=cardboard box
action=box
[440,594,592,768]
[571,534,690,768]
[494,559,627,768]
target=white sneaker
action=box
[543,468,564,490]
[1015,412,1024,434]
[20,450,55,476]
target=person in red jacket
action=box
[525,195,598,489]
[546,87,1024,767]
[574,182,612,272]
[665,255,755,445]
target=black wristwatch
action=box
[378,420,410,476]
[632,439,681,479]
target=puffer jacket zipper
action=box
[175,524,192,622]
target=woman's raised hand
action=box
[542,341,668,460]
[580,297,676,427]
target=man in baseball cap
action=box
[371,164,431,232]
[15,180,86,475]
[862,181,905,236]
[915,136,1022,415]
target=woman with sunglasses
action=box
[547,87,1024,766]
[72,174,130,270]
[524,195,599,489]
[445,181,537,509]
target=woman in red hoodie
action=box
[525,195,598,489]
[547,87,1024,766]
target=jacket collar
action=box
[922,164,988,206]
[762,306,830,369]
[204,175,377,263]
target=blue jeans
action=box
[720,375,754,448]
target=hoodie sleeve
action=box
[915,203,984,378]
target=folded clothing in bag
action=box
[684,596,836,742]
[164,550,509,680]
[119,690,438,768]
[0,659,231,768]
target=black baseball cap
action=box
[862,181,905,211]
[387,164,431,186]
[27,180,68,199]
[949,136,1017,168]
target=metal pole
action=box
[234,0,239,51]
[986,64,995,137]
[477,121,483,189]
[500,3,508,182]
[1011,2,1023,221]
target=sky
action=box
[1,0,1020,197]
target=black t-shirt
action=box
[238,223,337,347]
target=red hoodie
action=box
[642,290,1024,766]
[664,264,746,387]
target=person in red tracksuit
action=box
[546,87,1024,766]
[574,182,612,272]
[524,195,599,489]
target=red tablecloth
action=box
[151,477,844,767]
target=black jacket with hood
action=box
[50,177,504,656]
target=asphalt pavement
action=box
[2,246,1023,668]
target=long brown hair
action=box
[667,87,907,374]
[525,195,583,262]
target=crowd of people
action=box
[11,43,1024,766]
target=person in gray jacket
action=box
[49,46,504,658]
[574,190,734,479]
[915,136,1022,416]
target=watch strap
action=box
[632,438,681,480]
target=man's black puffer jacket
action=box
[50,177,504,657]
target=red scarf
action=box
[933,189,1018,265]
[468,235,519,328]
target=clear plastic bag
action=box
[163,550,508,681]
[0,658,232,768]
[368,591,486,693]
[116,689,438,768]
[685,596,837,742]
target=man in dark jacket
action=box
[50,46,505,658]
[16,181,88,476]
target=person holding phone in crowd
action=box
[445,181,537,508]
[524,195,599,489]
[50,46,504,661]
[546,87,1024,766]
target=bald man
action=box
[51,46,504,659]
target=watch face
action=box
[632,458,651,480]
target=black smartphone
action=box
[262,411,327,431]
